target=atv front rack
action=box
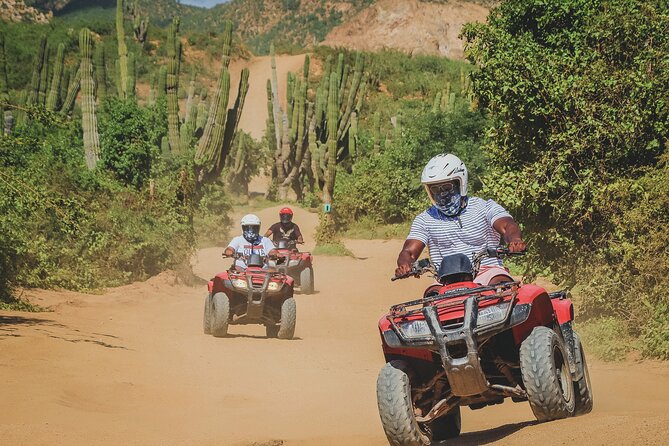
[386,281,523,397]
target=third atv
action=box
[269,239,315,294]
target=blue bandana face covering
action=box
[242,225,261,244]
[428,182,463,217]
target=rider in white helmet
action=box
[224,214,278,270]
[395,153,526,285]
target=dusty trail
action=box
[1,205,668,445]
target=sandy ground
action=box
[1,205,669,445]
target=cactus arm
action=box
[79,29,100,170]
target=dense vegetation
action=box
[462,0,669,358]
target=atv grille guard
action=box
[387,281,520,397]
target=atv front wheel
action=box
[210,292,230,337]
[430,406,461,441]
[520,326,576,421]
[376,360,431,446]
[203,293,213,335]
[300,266,314,294]
[573,333,594,416]
[277,297,296,339]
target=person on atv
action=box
[265,207,304,248]
[395,153,526,285]
[224,214,278,270]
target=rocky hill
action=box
[322,0,489,59]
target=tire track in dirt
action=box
[0,205,668,445]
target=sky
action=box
[180,0,230,8]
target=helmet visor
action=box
[242,224,260,242]
[280,214,292,224]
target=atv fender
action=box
[552,297,574,325]
[511,285,554,345]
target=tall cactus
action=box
[166,17,181,153]
[116,0,129,98]
[46,43,65,111]
[195,20,248,184]
[0,33,9,121]
[79,28,100,170]
[94,44,107,103]
[268,48,311,199]
[323,72,338,206]
[27,36,47,106]
[60,67,81,115]
[38,46,49,106]
[308,51,367,204]
[127,51,136,99]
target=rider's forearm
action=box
[502,221,523,243]
[397,249,417,267]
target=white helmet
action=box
[421,154,469,216]
[240,214,261,226]
[241,214,261,243]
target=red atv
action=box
[376,248,593,445]
[203,253,296,339]
[268,239,315,294]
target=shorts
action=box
[474,266,513,286]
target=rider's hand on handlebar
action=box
[395,263,414,278]
[507,239,527,253]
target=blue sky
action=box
[180,0,230,8]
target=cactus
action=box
[79,28,100,170]
[195,20,248,184]
[94,43,107,103]
[130,1,149,43]
[60,67,81,115]
[196,99,208,134]
[166,17,181,153]
[60,67,70,106]
[38,46,49,106]
[184,69,196,123]
[157,65,167,99]
[127,51,136,99]
[28,36,47,107]
[0,33,9,121]
[269,48,312,199]
[46,43,65,111]
[307,51,367,204]
[116,0,129,98]
[15,90,28,127]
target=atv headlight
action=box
[231,279,247,289]
[267,281,282,292]
[477,302,510,327]
[398,320,431,338]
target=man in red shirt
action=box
[265,207,304,246]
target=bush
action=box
[462,0,669,358]
[335,105,488,226]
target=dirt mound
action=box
[322,0,489,60]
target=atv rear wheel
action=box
[430,406,461,441]
[573,333,594,416]
[520,326,576,421]
[376,360,431,446]
[300,266,314,294]
[210,292,230,338]
[277,297,296,339]
[203,293,213,335]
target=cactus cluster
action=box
[166,17,181,153]
[195,20,249,184]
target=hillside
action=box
[14,0,492,58]
[322,0,490,59]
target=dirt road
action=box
[1,205,668,445]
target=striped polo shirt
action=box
[407,197,512,269]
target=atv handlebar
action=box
[485,246,526,258]
[391,258,433,281]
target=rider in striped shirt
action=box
[395,154,526,285]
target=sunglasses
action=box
[428,181,459,196]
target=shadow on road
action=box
[448,420,537,445]
[0,314,127,349]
